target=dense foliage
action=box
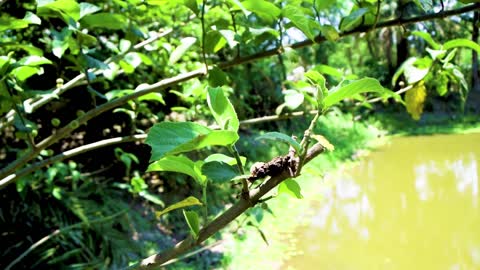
[0,0,478,268]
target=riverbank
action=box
[220,112,480,269]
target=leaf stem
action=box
[228,145,249,196]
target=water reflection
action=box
[283,133,480,270]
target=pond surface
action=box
[283,133,480,270]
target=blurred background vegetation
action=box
[0,0,479,269]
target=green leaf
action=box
[256,132,301,153]
[207,87,239,132]
[278,179,303,199]
[139,191,165,207]
[323,78,387,108]
[11,66,42,81]
[81,54,109,70]
[0,18,29,32]
[23,11,41,25]
[131,176,148,193]
[17,55,52,66]
[315,0,336,10]
[5,44,43,56]
[146,122,210,161]
[218,29,239,48]
[169,37,197,64]
[183,210,200,239]
[313,64,343,78]
[81,13,127,30]
[51,28,72,58]
[138,92,165,104]
[145,122,239,161]
[426,48,447,60]
[155,196,202,217]
[278,90,304,113]
[319,25,339,41]
[76,31,97,46]
[79,2,101,19]
[201,161,239,183]
[123,52,143,69]
[183,0,199,15]
[282,5,319,41]
[37,0,81,23]
[305,70,327,106]
[392,57,431,86]
[205,153,246,166]
[241,0,281,23]
[205,31,227,53]
[339,8,369,32]
[147,155,205,183]
[208,66,229,87]
[412,31,440,50]
[443,39,480,54]
[228,0,251,16]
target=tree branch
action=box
[0,4,477,188]
[136,142,326,269]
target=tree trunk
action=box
[472,11,480,93]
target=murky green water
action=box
[283,133,480,270]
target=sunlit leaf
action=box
[443,38,480,54]
[278,178,303,199]
[169,37,197,64]
[147,155,205,183]
[11,66,42,81]
[242,0,281,23]
[281,89,305,111]
[319,25,339,41]
[312,64,343,78]
[79,2,101,19]
[37,0,81,22]
[207,87,239,132]
[311,134,334,151]
[412,31,440,50]
[256,132,301,153]
[146,122,239,161]
[205,153,246,166]
[323,78,387,108]
[205,31,227,53]
[139,191,165,207]
[283,5,319,41]
[23,11,41,25]
[405,80,426,120]
[392,57,430,85]
[155,196,202,217]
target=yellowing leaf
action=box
[155,196,202,218]
[405,81,427,121]
[311,134,334,151]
